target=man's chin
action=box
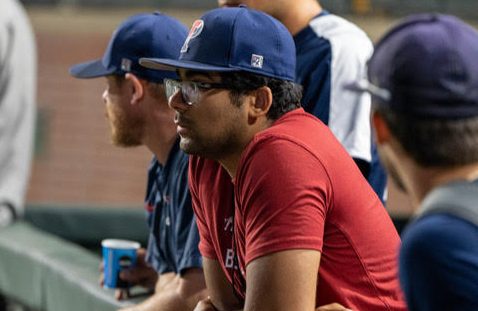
[179,138,209,157]
[111,136,141,148]
[179,139,195,155]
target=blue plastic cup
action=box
[101,239,141,289]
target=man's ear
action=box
[249,86,272,118]
[372,110,392,144]
[125,73,144,105]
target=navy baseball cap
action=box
[69,12,188,83]
[140,7,296,81]
[350,13,478,119]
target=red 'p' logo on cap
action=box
[181,19,204,53]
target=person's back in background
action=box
[354,13,478,310]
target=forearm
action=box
[194,297,243,311]
[123,287,206,311]
[209,296,243,311]
[202,258,243,311]
[121,269,207,311]
[243,250,320,311]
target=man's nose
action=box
[168,90,190,112]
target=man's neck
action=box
[216,137,251,179]
[407,162,478,208]
[144,115,178,165]
[273,0,322,36]
[218,154,242,181]
[217,117,274,179]
[147,135,177,166]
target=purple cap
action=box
[351,14,478,119]
[69,12,187,83]
[139,7,296,82]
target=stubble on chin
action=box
[178,135,205,157]
[108,113,144,148]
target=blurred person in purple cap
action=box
[69,12,207,311]
[352,13,478,311]
[218,0,387,203]
[141,7,406,311]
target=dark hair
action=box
[220,71,302,120]
[375,106,478,166]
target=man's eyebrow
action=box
[182,70,217,81]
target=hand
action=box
[194,297,218,311]
[316,303,353,311]
[100,248,158,300]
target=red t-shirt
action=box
[189,108,406,310]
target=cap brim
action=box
[69,59,116,79]
[139,57,240,73]
[344,79,391,102]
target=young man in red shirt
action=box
[141,7,406,311]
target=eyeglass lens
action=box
[164,79,196,105]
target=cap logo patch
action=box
[181,19,204,53]
[251,54,263,69]
[121,58,132,72]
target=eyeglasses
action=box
[164,78,233,105]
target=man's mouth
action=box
[175,115,190,136]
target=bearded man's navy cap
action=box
[69,12,187,82]
[140,7,296,82]
[349,13,478,119]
